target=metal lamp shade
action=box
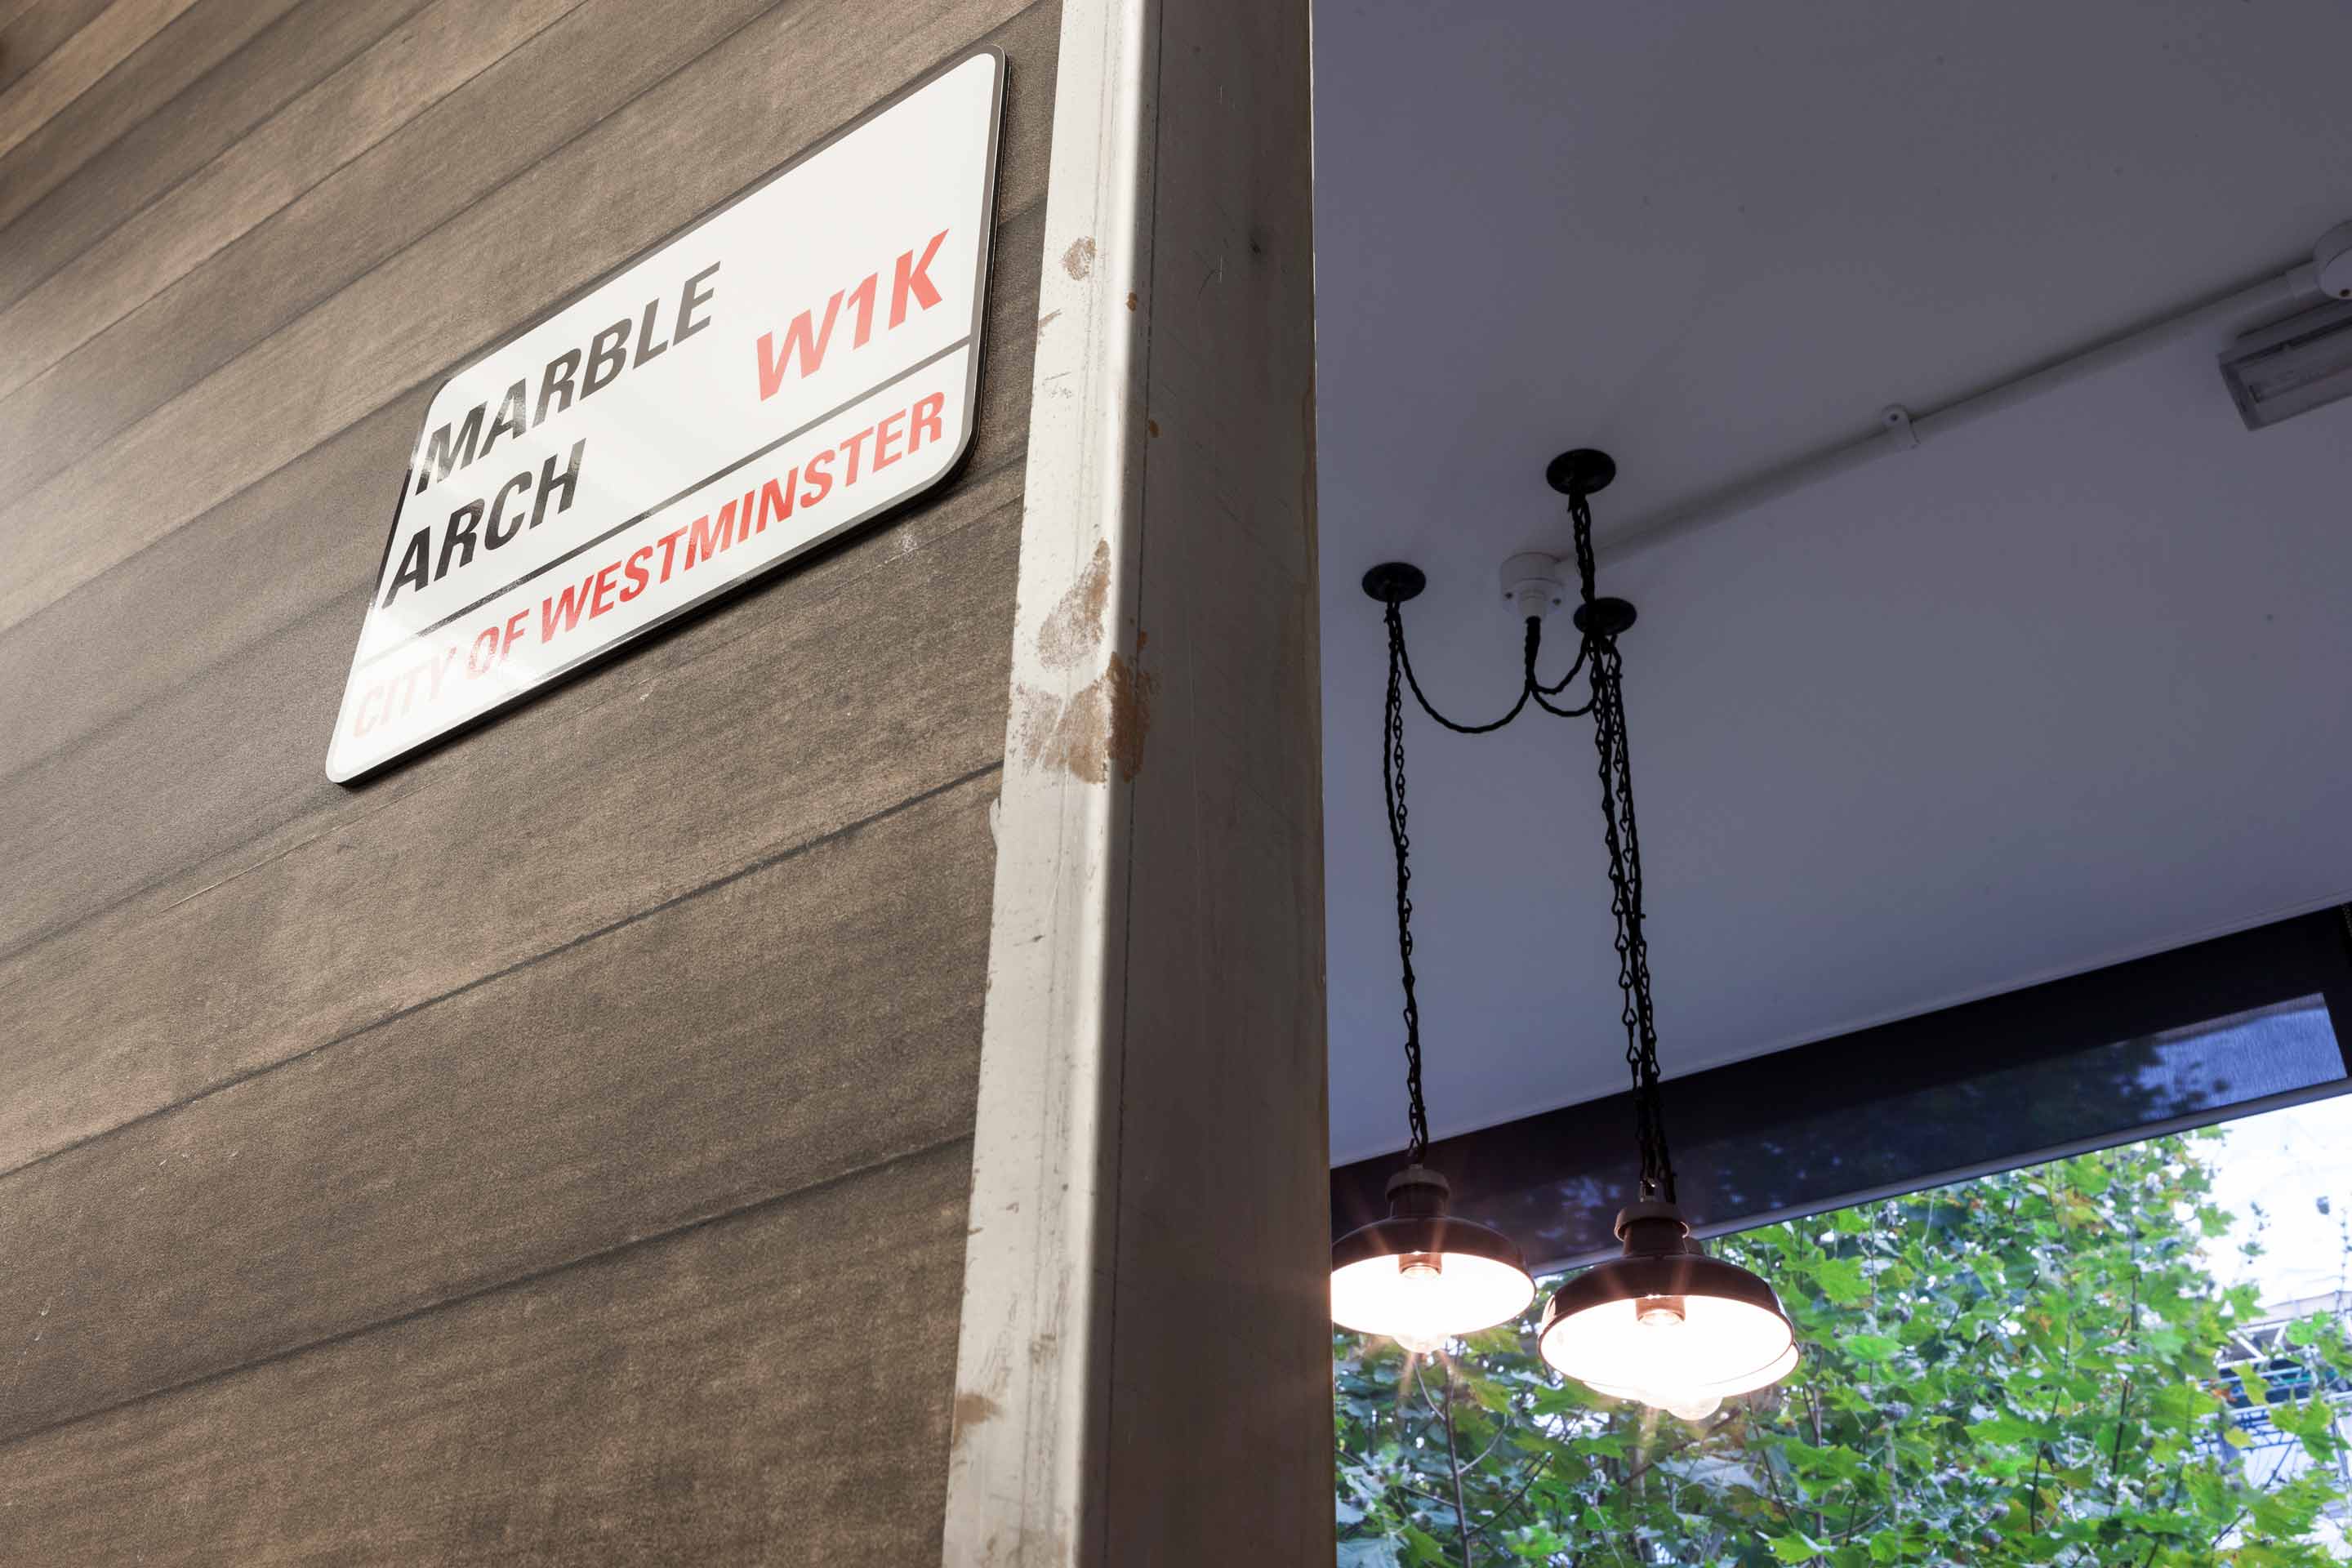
[1537,1248,1798,1403]
[1330,1169,1535,1348]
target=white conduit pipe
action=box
[1600,252,2330,565]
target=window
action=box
[1334,1095,2352,1566]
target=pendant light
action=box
[1329,561,1535,1352]
[1530,448,1797,1419]
[1350,449,1798,1412]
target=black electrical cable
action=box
[1532,679,1596,719]
[1392,608,1538,734]
[1537,633,1590,696]
[1391,608,1591,733]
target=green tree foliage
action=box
[1335,1135,2352,1566]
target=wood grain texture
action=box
[0,0,431,288]
[0,487,1022,1175]
[0,0,110,97]
[0,194,1043,956]
[0,1136,975,1566]
[0,0,595,402]
[0,771,995,1443]
[0,0,1042,636]
[1096,1,1330,1549]
[0,0,1059,1552]
[0,0,202,159]
[944,0,1330,1560]
[0,0,304,235]
[0,390,429,780]
[0,0,784,504]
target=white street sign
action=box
[327,49,1005,782]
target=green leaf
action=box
[1767,1530,1826,1563]
[1965,1413,2046,1446]
[1842,1332,1901,1363]
[1812,1258,1869,1304]
[2148,1380,2219,1427]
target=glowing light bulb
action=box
[1637,1300,1686,1334]
[1391,1258,1449,1355]
[1623,1298,1721,1419]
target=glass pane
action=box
[1334,1095,2352,1565]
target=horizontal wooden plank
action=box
[0,0,203,161]
[0,0,48,44]
[0,0,1045,633]
[0,192,1044,955]
[0,0,304,234]
[0,0,110,98]
[0,0,430,286]
[0,390,429,778]
[0,0,596,402]
[0,481,1023,1175]
[0,768,994,1441]
[0,1134,973,1565]
[0,0,781,502]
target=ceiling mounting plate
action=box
[1546,448,1617,497]
[1573,596,1638,636]
[1361,562,1428,604]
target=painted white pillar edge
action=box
[941,0,1157,1562]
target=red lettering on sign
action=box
[501,610,531,662]
[541,575,595,640]
[687,500,738,569]
[892,229,947,326]
[620,546,653,604]
[589,561,622,619]
[757,292,844,398]
[911,392,946,452]
[755,232,951,400]
[760,474,796,531]
[801,448,835,506]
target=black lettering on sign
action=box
[407,264,724,499]
[380,439,590,605]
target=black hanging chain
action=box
[1374,489,1670,1195]
[1569,489,1675,1202]
[1383,603,1432,1165]
[1381,581,1593,1165]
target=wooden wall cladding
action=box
[0,0,1058,1557]
[7,1138,978,1566]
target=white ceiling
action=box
[1312,0,2352,1165]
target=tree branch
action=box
[1482,1454,1556,1530]
[1437,1355,1475,1568]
